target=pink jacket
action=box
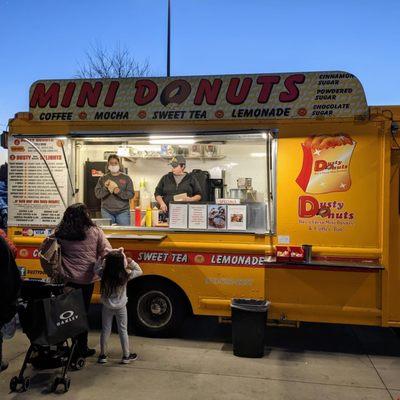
[59,226,111,284]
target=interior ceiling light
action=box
[149,139,196,145]
[149,135,195,140]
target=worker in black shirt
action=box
[155,155,202,212]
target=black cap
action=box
[169,155,186,168]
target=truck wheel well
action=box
[127,275,193,315]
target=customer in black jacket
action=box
[155,155,202,212]
[0,235,21,372]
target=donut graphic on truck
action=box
[296,134,356,194]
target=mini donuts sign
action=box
[28,71,368,122]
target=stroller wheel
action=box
[9,376,18,392]
[51,377,62,393]
[23,377,30,391]
[63,377,71,393]
[76,357,85,370]
[9,376,29,392]
[70,357,85,371]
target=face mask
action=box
[109,165,120,173]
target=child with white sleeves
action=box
[95,248,142,364]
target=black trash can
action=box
[231,299,269,358]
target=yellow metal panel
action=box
[389,148,400,323]
[276,122,382,248]
[266,268,381,325]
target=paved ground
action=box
[1,309,400,399]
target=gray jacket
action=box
[95,260,143,309]
[95,173,134,213]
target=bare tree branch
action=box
[76,42,150,78]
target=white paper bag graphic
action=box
[296,134,356,194]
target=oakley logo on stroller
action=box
[57,310,78,326]
[60,310,74,320]
[11,282,89,393]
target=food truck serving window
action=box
[73,130,276,234]
[73,131,275,233]
[22,131,276,233]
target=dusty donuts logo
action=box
[56,310,78,327]
[298,195,355,232]
[296,134,356,232]
[296,134,356,194]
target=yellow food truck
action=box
[4,71,400,337]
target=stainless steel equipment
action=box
[214,187,222,200]
[237,178,253,190]
[209,177,225,202]
[229,188,257,202]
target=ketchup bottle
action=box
[135,207,141,227]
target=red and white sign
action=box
[296,134,356,194]
[29,72,368,122]
[8,137,69,227]
[16,246,266,267]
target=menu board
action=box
[227,205,247,230]
[8,137,69,227]
[188,204,207,229]
[169,203,188,229]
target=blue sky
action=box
[0,0,400,131]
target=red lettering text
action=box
[61,82,76,107]
[134,79,158,106]
[76,82,103,107]
[279,74,306,102]
[194,79,222,105]
[298,195,319,218]
[314,160,327,171]
[104,81,120,107]
[226,78,253,105]
[30,83,60,108]
[257,76,280,103]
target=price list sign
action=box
[8,137,68,227]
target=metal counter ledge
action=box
[104,233,167,241]
[264,258,384,272]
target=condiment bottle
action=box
[152,207,159,227]
[145,207,152,227]
[140,179,151,211]
[134,207,141,227]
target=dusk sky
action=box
[0,0,399,138]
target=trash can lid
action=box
[231,298,270,312]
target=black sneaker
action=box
[121,353,138,364]
[82,348,96,358]
[0,361,9,372]
[97,354,107,364]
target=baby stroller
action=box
[9,280,89,393]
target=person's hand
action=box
[113,187,121,194]
[160,202,168,212]
[183,196,193,202]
